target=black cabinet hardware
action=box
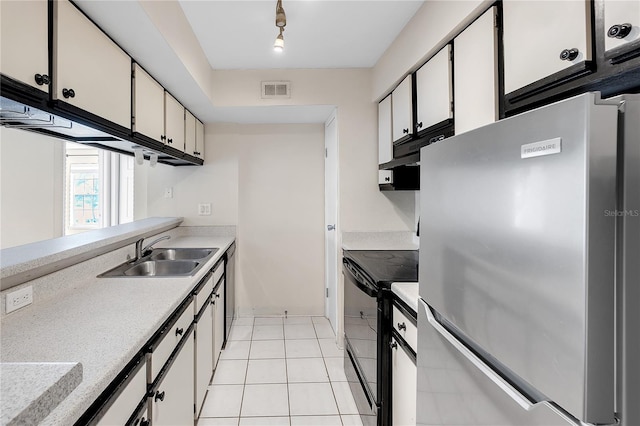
[154,390,165,402]
[397,322,406,331]
[215,293,220,299]
[194,151,201,156]
[140,418,150,426]
[161,135,166,141]
[385,176,390,182]
[402,128,409,134]
[417,122,423,129]
[168,138,173,144]
[559,48,579,61]
[608,23,632,39]
[175,327,184,336]
[34,73,49,86]
[62,88,75,98]
[390,340,398,349]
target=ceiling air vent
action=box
[261,81,291,99]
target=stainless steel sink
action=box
[124,260,199,276]
[150,248,217,261]
[98,247,218,278]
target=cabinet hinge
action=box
[325,148,328,158]
[450,101,454,113]
[326,288,329,298]
[194,403,196,414]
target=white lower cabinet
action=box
[195,298,214,417]
[392,336,416,426]
[152,328,195,426]
[213,281,225,369]
[96,359,147,426]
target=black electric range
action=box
[342,249,418,426]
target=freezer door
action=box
[417,299,578,426]
[419,93,617,424]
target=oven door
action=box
[343,258,379,424]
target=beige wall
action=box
[143,123,325,316]
[372,0,491,100]
[0,128,64,249]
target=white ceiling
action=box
[179,1,424,70]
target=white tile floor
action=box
[198,316,363,426]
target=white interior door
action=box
[324,110,339,335]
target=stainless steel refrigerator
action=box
[417,92,639,426]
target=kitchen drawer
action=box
[393,305,417,352]
[194,275,214,316]
[150,299,194,380]
[379,170,393,185]
[212,260,224,286]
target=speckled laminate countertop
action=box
[0,235,234,426]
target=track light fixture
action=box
[274,0,286,52]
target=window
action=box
[64,143,134,235]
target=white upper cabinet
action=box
[133,64,165,143]
[378,95,393,165]
[603,0,640,53]
[392,75,413,143]
[54,0,131,128]
[195,119,205,160]
[415,45,453,133]
[164,92,185,152]
[503,0,590,94]
[185,110,197,157]
[454,7,498,134]
[1,0,49,92]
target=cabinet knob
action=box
[211,299,215,305]
[62,88,75,98]
[384,177,390,182]
[608,23,632,39]
[397,322,406,331]
[175,327,184,336]
[34,74,50,86]
[154,390,165,402]
[161,135,166,141]
[140,418,150,426]
[559,48,579,61]
[402,128,409,134]
[390,340,398,349]
[417,122,423,129]
[168,138,173,144]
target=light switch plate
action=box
[198,203,211,215]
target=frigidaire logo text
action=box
[524,143,557,155]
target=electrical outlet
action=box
[198,203,211,215]
[6,286,33,313]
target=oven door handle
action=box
[343,258,378,297]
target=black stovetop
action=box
[343,250,419,288]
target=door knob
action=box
[327,224,336,231]
[608,23,632,39]
[559,48,579,61]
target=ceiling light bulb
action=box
[274,30,284,52]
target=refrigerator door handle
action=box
[424,301,535,411]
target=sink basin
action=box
[124,260,199,276]
[98,247,218,278]
[150,248,217,261]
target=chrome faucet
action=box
[134,235,171,260]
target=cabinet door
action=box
[164,92,185,152]
[195,302,214,416]
[0,0,49,92]
[454,7,498,134]
[152,331,195,426]
[133,64,165,143]
[392,338,416,426]
[185,110,197,157]
[195,119,205,160]
[96,360,146,425]
[54,0,131,128]
[415,45,452,133]
[214,282,225,367]
[378,95,393,165]
[503,0,590,94]
[603,0,640,53]
[391,75,413,143]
